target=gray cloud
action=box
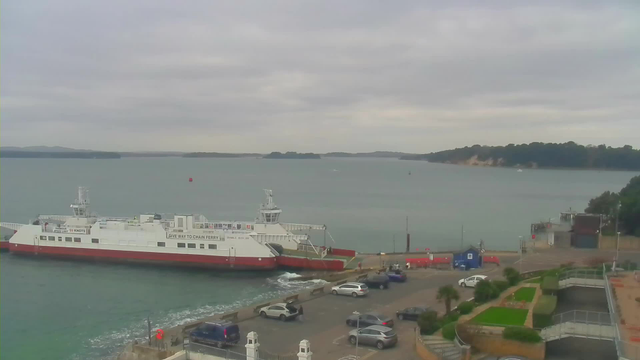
[2,0,639,152]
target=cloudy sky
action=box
[2,1,639,153]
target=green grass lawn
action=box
[524,277,541,284]
[513,287,536,302]
[471,307,529,326]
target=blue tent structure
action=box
[453,246,483,270]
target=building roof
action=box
[453,245,481,255]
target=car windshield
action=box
[360,285,368,289]
[383,330,396,336]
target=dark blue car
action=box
[189,321,240,348]
[386,271,407,282]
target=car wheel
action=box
[260,311,267,318]
[332,290,338,295]
[398,314,404,320]
[376,341,385,350]
[463,282,467,288]
[279,314,286,321]
[379,284,385,290]
[349,336,357,345]
[352,292,359,298]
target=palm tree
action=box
[437,285,460,314]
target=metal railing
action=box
[603,264,640,360]
[186,342,294,360]
[546,310,614,341]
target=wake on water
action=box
[80,272,327,360]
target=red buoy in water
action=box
[189,178,193,182]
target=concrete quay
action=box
[124,248,640,360]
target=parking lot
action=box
[199,269,485,360]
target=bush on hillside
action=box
[541,276,559,295]
[438,312,460,327]
[442,322,457,341]
[475,280,500,303]
[418,310,440,335]
[492,280,510,293]
[457,301,474,315]
[503,267,521,286]
[532,295,557,328]
[503,326,542,343]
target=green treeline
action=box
[585,175,640,236]
[401,142,640,170]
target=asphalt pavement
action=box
[188,248,640,360]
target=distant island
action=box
[0,150,120,159]
[263,152,321,159]
[323,151,413,158]
[183,152,262,158]
[401,142,640,170]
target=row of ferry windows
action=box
[40,235,99,244]
[157,242,217,250]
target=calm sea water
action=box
[1,157,637,359]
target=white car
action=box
[458,275,487,288]
[259,303,299,321]
[331,282,369,297]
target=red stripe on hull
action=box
[9,244,277,270]
[276,256,344,271]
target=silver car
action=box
[259,303,298,321]
[348,325,397,350]
[331,282,369,297]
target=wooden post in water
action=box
[147,316,151,346]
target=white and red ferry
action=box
[1,188,349,270]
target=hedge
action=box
[541,275,559,295]
[442,322,457,341]
[492,280,510,293]
[418,310,440,335]
[475,280,500,303]
[457,301,474,315]
[503,326,542,343]
[532,295,557,328]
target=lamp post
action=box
[518,236,524,273]
[615,201,621,263]
[353,311,360,359]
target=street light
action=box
[518,236,524,273]
[615,201,621,263]
[353,311,360,359]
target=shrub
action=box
[438,312,460,327]
[475,280,499,303]
[503,326,542,343]
[532,295,557,328]
[492,280,510,293]
[442,322,457,341]
[457,301,474,315]
[503,267,521,286]
[541,276,559,295]
[540,268,561,282]
[418,310,440,335]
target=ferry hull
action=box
[9,244,278,270]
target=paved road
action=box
[191,248,640,360]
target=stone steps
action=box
[422,336,462,360]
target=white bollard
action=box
[297,339,312,360]
[246,331,260,360]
